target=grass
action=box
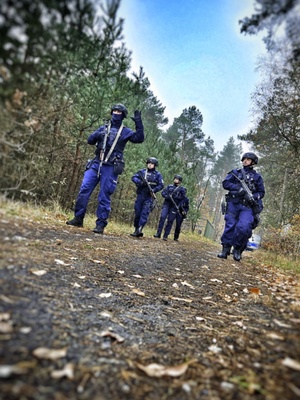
[1,196,299,275]
[253,249,300,275]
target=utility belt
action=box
[227,193,251,207]
[86,156,125,175]
[228,193,260,213]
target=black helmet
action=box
[111,104,128,118]
[174,174,183,182]
[146,157,158,166]
[241,152,258,165]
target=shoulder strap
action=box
[104,123,124,163]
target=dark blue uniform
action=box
[221,166,265,250]
[132,168,164,230]
[155,184,189,240]
[70,112,144,230]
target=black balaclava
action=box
[111,113,124,126]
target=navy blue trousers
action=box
[74,163,118,228]
[133,195,153,228]
[157,204,183,238]
[221,201,254,248]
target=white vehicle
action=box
[247,234,262,251]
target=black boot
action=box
[153,232,161,238]
[93,226,104,234]
[66,216,83,227]
[217,245,231,259]
[137,227,144,237]
[163,234,168,241]
[174,233,179,241]
[130,228,139,237]
[233,246,242,261]
[130,227,143,237]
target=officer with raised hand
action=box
[154,174,189,241]
[66,104,144,234]
[130,157,164,237]
[217,152,265,261]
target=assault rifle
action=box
[169,190,186,219]
[138,171,156,200]
[232,172,256,205]
[97,120,110,178]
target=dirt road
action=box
[0,213,299,400]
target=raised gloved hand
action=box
[130,110,142,123]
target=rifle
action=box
[97,120,110,178]
[169,189,186,219]
[232,172,256,206]
[138,171,157,200]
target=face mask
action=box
[111,114,123,124]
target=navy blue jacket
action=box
[88,119,144,165]
[223,166,265,208]
[132,168,164,197]
[162,184,189,211]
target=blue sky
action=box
[118,0,265,152]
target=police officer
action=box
[66,104,144,234]
[131,157,164,237]
[154,175,189,241]
[217,152,265,261]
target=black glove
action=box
[245,193,255,205]
[130,110,142,123]
[137,180,146,188]
[238,188,246,197]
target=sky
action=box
[117,0,266,152]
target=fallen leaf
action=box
[195,317,205,322]
[273,319,292,328]
[170,296,192,303]
[99,293,112,298]
[30,269,47,276]
[0,365,28,378]
[100,330,124,343]
[0,321,13,333]
[20,327,31,334]
[132,288,145,296]
[249,287,261,295]
[91,259,104,264]
[210,279,223,283]
[282,357,300,371]
[181,281,195,289]
[100,311,112,318]
[208,345,222,353]
[33,347,67,360]
[51,363,74,379]
[132,275,143,278]
[55,259,70,266]
[0,313,10,321]
[73,283,81,288]
[136,360,197,378]
[266,332,285,340]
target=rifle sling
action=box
[104,123,124,163]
